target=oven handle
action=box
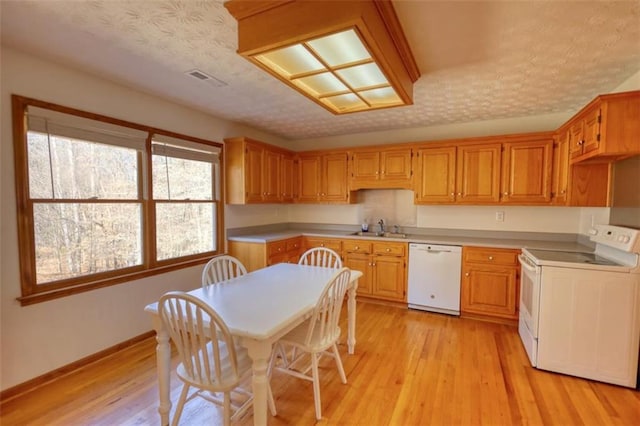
[518,254,537,272]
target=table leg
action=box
[347,278,358,354]
[244,340,272,426]
[153,315,172,426]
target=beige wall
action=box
[0,47,285,391]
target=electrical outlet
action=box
[495,211,505,222]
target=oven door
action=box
[518,252,541,366]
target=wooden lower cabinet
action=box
[461,246,520,322]
[301,236,342,253]
[231,235,407,302]
[343,239,407,302]
[228,237,302,272]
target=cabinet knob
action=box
[430,294,435,299]
[355,246,359,250]
[465,272,469,277]
[320,243,325,247]
[457,192,462,196]
[386,248,391,252]
[372,263,376,266]
[450,192,455,196]
[561,190,566,194]
[488,256,493,260]
[321,193,326,196]
[278,247,282,252]
[503,192,508,196]
[375,171,379,175]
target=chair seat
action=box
[177,341,252,391]
[279,318,341,353]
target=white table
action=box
[145,263,361,426]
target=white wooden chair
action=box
[159,292,276,426]
[298,247,342,268]
[202,255,247,288]
[269,268,351,420]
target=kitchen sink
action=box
[349,231,407,239]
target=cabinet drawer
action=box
[463,247,519,266]
[343,240,372,254]
[304,238,342,252]
[267,240,287,256]
[372,242,406,256]
[286,238,302,252]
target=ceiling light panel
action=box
[293,72,348,97]
[306,29,372,67]
[225,0,421,115]
[336,62,389,89]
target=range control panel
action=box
[589,224,640,253]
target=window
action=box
[12,95,224,305]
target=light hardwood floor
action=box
[1,302,639,425]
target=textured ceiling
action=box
[1,0,639,141]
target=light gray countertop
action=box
[227,225,593,253]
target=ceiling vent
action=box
[185,69,227,87]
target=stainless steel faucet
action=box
[378,218,385,234]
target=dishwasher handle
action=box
[410,244,459,254]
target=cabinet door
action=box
[569,122,585,161]
[245,143,264,203]
[380,148,412,183]
[280,154,295,202]
[551,131,570,205]
[297,155,321,202]
[262,149,280,202]
[344,253,372,296]
[350,151,380,186]
[456,144,501,203]
[582,107,602,155]
[322,152,349,202]
[414,146,456,203]
[372,256,406,301]
[501,139,553,203]
[461,266,518,319]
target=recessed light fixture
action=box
[224,0,420,114]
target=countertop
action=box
[227,228,593,253]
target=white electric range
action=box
[518,224,640,388]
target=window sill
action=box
[17,257,211,306]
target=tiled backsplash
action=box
[358,189,417,230]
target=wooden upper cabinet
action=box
[567,90,640,163]
[552,128,612,207]
[297,151,350,203]
[280,154,295,202]
[323,152,349,202]
[414,146,456,203]
[456,143,502,204]
[350,151,380,184]
[500,138,553,204]
[262,149,280,203]
[244,142,264,203]
[551,130,571,205]
[349,147,412,190]
[224,136,294,204]
[297,154,321,203]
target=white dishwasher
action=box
[408,243,462,316]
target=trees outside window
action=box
[12,95,223,305]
